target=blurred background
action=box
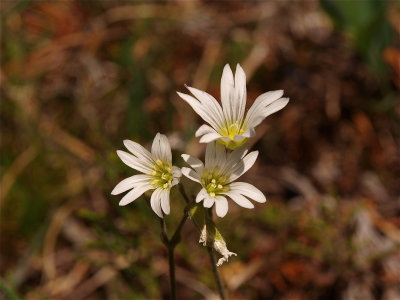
[1,1,399,299]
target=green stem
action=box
[206,209,226,300]
[167,244,176,300]
[207,245,226,300]
[158,193,191,300]
[178,184,190,204]
[159,217,176,300]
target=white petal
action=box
[245,90,286,128]
[111,174,152,195]
[221,145,249,177]
[117,150,153,174]
[160,189,170,215]
[205,142,226,169]
[199,132,223,143]
[248,98,289,129]
[172,166,182,178]
[260,97,289,119]
[196,188,207,203]
[248,90,284,114]
[233,134,247,142]
[228,145,249,162]
[151,133,172,163]
[181,167,200,183]
[234,64,247,122]
[171,178,180,187]
[205,142,216,168]
[177,92,221,130]
[223,191,254,208]
[241,128,255,138]
[203,195,215,208]
[195,124,218,137]
[186,85,224,122]
[181,154,204,173]
[220,64,234,124]
[119,184,153,206]
[229,150,259,182]
[150,188,163,218]
[229,182,266,203]
[214,196,229,217]
[214,142,226,167]
[123,140,153,166]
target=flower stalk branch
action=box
[159,190,192,300]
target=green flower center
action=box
[201,169,229,197]
[150,159,173,189]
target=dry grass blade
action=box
[0,145,38,207]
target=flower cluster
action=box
[112,64,288,265]
[112,64,288,219]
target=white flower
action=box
[111,133,182,218]
[181,142,266,217]
[177,64,289,150]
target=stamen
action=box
[150,161,174,189]
[201,172,229,198]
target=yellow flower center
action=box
[150,159,173,189]
[201,169,229,197]
[217,121,248,150]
